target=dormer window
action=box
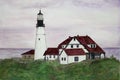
[88,44,96,48]
[91,44,96,48]
[62,45,66,48]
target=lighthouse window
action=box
[38,38,40,40]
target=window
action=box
[64,58,66,61]
[62,45,66,48]
[47,57,48,60]
[71,45,73,48]
[91,44,96,48]
[74,57,79,61]
[61,57,63,61]
[77,44,79,48]
[61,57,66,61]
[28,55,31,58]
[53,55,55,58]
[88,44,96,48]
[62,45,64,48]
[49,55,51,58]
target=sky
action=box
[0,0,120,48]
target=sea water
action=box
[0,48,119,60]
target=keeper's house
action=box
[44,35,105,64]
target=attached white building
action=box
[44,48,59,60]
[59,49,86,64]
[57,36,105,61]
[43,35,105,64]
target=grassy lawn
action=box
[0,58,119,80]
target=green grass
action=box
[0,58,119,80]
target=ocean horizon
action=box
[0,48,120,60]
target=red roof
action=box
[58,37,72,48]
[58,35,105,54]
[76,36,105,53]
[22,50,34,55]
[44,48,59,55]
[76,36,95,44]
[64,49,85,56]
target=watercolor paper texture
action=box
[0,1,120,80]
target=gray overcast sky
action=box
[0,0,120,48]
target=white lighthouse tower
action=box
[34,10,47,60]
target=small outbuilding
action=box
[44,48,59,60]
[21,50,34,60]
[59,49,86,64]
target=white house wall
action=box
[83,48,88,53]
[101,53,104,58]
[66,38,88,53]
[66,44,83,48]
[59,49,63,54]
[45,55,58,60]
[59,51,68,64]
[68,55,86,64]
[69,38,80,44]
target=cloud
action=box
[0,0,62,9]
[0,28,35,48]
[1,0,119,9]
[0,0,120,10]
[72,0,120,8]
[0,0,120,48]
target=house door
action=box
[91,54,95,59]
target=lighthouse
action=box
[34,10,47,60]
